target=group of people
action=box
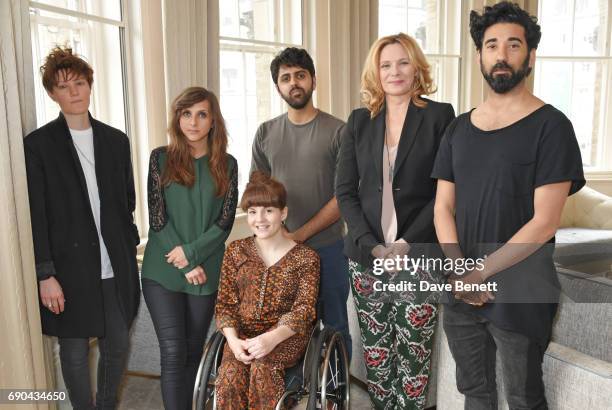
[25,2,585,410]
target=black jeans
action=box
[443,306,548,410]
[58,278,130,410]
[142,278,216,410]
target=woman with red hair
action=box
[215,171,320,409]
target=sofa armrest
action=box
[545,341,612,379]
[571,186,612,229]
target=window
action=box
[219,0,302,193]
[378,0,462,112]
[534,0,612,170]
[29,0,128,133]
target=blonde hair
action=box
[360,33,436,118]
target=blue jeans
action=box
[315,239,352,359]
[443,306,548,410]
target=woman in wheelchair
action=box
[214,171,320,409]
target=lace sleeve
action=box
[147,147,168,232]
[216,160,238,231]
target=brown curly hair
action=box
[40,46,93,92]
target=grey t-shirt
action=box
[251,111,345,249]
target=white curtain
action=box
[0,0,55,397]
[305,0,378,121]
[162,0,220,104]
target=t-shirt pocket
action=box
[495,156,536,197]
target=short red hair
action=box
[240,171,287,211]
[40,46,93,92]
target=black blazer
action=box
[336,98,455,266]
[24,113,140,337]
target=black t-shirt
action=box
[431,104,585,343]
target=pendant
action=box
[388,165,394,183]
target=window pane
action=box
[378,0,460,55]
[220,48,283,193]
[538,0,608,56]
[220,0,302,44]
[33,0,122,21]
[426,56,460,112]
[30,7,126,132]
[534,60,606,167]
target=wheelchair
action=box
[192,320,350,409]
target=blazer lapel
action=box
[90,116,108,209]
[371,107,386,189]
[393,102,423,178]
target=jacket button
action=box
[378,186,382,191]
[91,241,97,246]
[73,242,79,247]
[393,187,400,191]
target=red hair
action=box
[240,171,287,211]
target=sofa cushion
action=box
[556,228,612,247]
[553,272,612,362]
[559,186,612,230]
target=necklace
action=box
[384,126,394,183]
[72,141,95,169]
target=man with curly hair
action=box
[432,2,585,409]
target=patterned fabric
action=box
[215,237,320,337]
[147,147,168,232]
[214,237,320,409]
[350,260,438,410]
[216,333,309,409]
[216,164,238,231]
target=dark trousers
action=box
[58,278,130,410]
[315,239,352,359]
[443,306,548,410]
[142,278,216,410]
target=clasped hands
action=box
[227,332,278,364]
[166,245,207,286]
[447,269,495,307]
[371,239,411,273]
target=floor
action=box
[118,374,374,410]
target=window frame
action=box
[28,0,145,231]
[378,0,463,113]
[534,0,612,173]
[218,0,305,197]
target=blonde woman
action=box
[336,33,455,409]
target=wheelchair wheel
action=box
[193,331,225,410]
[307,329,350,409]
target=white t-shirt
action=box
[70,127,115,279]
